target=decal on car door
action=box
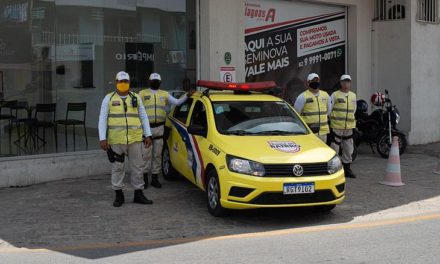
[170,118,205,185]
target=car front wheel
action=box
[162,144,178,181]
[206,170,228,217]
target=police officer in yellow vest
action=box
[329,74,357,178]
[139,73,194,188]
[294,73,331,142]
[98,71,153,207]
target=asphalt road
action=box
[1,213,439,264]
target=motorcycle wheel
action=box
[376,132,407,159]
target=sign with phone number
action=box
[298,48,343,68]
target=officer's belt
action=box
[150,122,165,128]
[331,117,355,122]
[332,132,353,140]
[332,108,355,113]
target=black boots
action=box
[113,190,125,207]
[133,189,153,204]
[151,174,162,188]
[343,163,357,178]
[143,173,149,189]
[114,189,153,206]
[144,173,162,188]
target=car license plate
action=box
[283,183,315,194]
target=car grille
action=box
[263,162,329,177]
[250,190,336,205]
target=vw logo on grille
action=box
[292,164,304,176]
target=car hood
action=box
[214,134,336,164]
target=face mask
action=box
[309,82,320,90]
[150,80,161,90]
[341,82,351,90]
[116,82,130,93]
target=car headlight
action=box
[226,155,265,176]
[327,155,342,174]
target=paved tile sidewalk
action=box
[0,143,439,250]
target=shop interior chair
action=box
[33,103,58,151]
[56,102,87,151]
[0,100,18,154]
[13,101,36,152]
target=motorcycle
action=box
[353,90,407,160]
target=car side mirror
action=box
[309,126,320,134]
[188,124,207,137]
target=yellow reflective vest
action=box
[138,89,169,124]
[301,90,330,135]
[330,90,357,129]
[107,92,143,145]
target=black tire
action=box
[376,132,408,159]
[314,204,336,213]
[206,169,228,217]
[162,144,178,181]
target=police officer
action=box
[139,73,193,188]
[294,73,331,142]
[98,71,153,207]
[329,74,357,178]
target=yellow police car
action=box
[163,80,345,216]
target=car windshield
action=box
[212,101,309,135]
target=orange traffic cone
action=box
[379,136,405,187]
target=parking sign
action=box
[219,67,236,83]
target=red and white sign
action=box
[244,2,276,25]
[244,0,347,96]
[219,67,236,83]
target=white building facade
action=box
[0,0,439,186]
[198,0,440,145]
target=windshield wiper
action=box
[223,130,255,135]
[254,130,306,135]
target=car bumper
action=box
[218,168,346,209]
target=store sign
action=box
[244,0,346,98]
[244,3,276,23]
[115,52,154,62]
[220,67,236,83]
[125,43,154,87]
[297,19,345,57]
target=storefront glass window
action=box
[0,0,196,157]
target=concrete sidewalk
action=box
[0,143,439,256]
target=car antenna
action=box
[201,88,210,98]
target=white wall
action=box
[199,0,246,82]
[372,16,412,133]
[409,0,440,144]
[0,151,108,188]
